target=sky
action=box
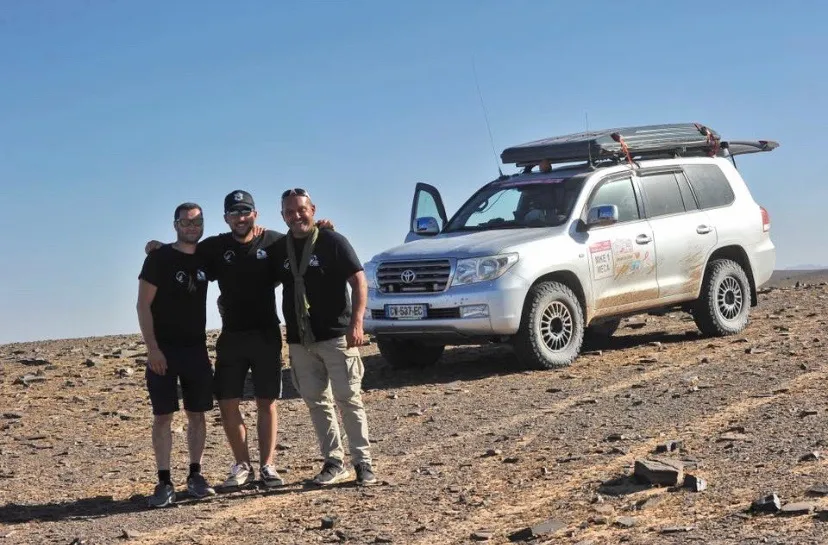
[1,1,826,344]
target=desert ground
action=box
[1,271,828,545]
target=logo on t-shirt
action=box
[175,271,188,284]
[283,255,320,269]
[223,250,235,264]
[256,249,267,260]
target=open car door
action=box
[405,183,448,243]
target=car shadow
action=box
[359,328,702,391]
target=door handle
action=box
[636,234,652,244]
[696,225,713,234]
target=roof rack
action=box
[501,123,779,169]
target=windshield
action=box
[444,175,585,232]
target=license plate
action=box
[385,304,427,320]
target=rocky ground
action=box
[1,273,828,545]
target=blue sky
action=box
[1,1,825,344]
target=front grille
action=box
[377,260,452,294]
[371,307,461,320]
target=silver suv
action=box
[363,124,777,369]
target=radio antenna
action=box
[586,111,593,167]
[472,57,503,177]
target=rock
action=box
[546,387,563,393]
[807,484,828,496]
[387,393,398,399]
[121,529,144,539]
[321,515,338,529]
[483,449,502,457]
[615,516,636,528]
[639,357,658,364]
[717,433,750,442]
[634,458,684,486]
[800,409,819,417]
[2,412,23,420]
[502,457,519,464]
[799,451,821,463]
[374,537,393,544]
[117,367,134,378]
[684,474,707,492]
[655,440,683,453]
[751,493,781,513]
[276,443,293,451]
[781,502,815,515]
[508,519,565,542]
[471,530,494,541]
[14,374,46,387]
[606,433,626,442]
[406,410,424,417]
[660,526,694,534]
[19,358,51,366]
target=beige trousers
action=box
[288,336,372,466]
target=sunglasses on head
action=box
[225,209,253,218]
[281,188,310,199]
[175,217,204,227]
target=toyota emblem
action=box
[400,269,417,284]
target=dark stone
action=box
[634,458,684,486]
[508,519,565,542]
[471,530,494,541]
[655,440,682,453]
[781,502,815,516]
[615,516,636,528]
[750,493,781,513]
[684,474,707,492]
[321,515,337,529]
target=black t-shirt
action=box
[268,229,363,344]
[138,245,208,347]
[197,230,284,332]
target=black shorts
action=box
[146,344,214,415]
[214,327,283,400]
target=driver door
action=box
[405,183,448,243]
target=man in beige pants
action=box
[267,188,376,486]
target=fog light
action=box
[460,304,489,318]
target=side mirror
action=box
[586,205,619,228]
[412,216,440,236]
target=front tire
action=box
[514,281,584,369]
[693,259,752,336]
[377,338,445,369]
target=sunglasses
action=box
[175,217,204,227]
[281,188,311,199]
[225,209,254,218]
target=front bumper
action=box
[364,272,530,341]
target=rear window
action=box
[683,164,735,209]
[638,172,685,218]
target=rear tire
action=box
[693,259,752,336]
[514,281,584,369]
[377,338,445,368]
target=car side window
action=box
[588,177,640,223]
[638,172,686,218]
[683,164,735,209]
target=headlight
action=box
[451,253,519,286]
[363,261,379,289]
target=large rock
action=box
[508,519,565,542]
[634,458,684,487]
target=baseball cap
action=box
[224,190,255,213]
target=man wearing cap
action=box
[146,190,286,489]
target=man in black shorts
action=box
[269,188,377,486]
[197,190,286,488]
[137,202,216,508]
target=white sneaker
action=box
[260,464,285,488]
[221,462,254,488]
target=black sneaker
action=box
[187,473,216,498]
[148,482,175,508]
[354,462,378,486]
[312,461,350,486]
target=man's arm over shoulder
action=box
[327,230,363,279]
